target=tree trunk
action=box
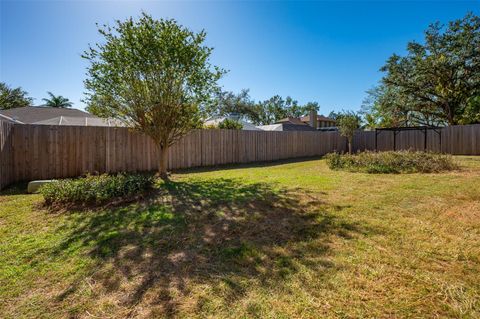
[348,138,352,154]
[446,102,455,125]
[158,145,169,179]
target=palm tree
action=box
[42,92,73,108]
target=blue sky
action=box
[1,1,478,115]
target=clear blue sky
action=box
[1,1,478,115]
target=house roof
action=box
[257,123,317,132]
[34,116,125,127]
[204,116,262,131]
[300,115,336,122]
[276,117,307,125]
[0,107,97,124]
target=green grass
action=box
[1,157,480,318]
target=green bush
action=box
[39,173,155,205]
[218,118,243,130]
[325,151,458,174]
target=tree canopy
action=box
[218,118,243,130]
[83,13,224,177]
[206,89,321,125]
[0,82,33,109]
[363,12,480,127]
[42,92,73,108]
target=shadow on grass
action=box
[0,182,28,196]
[53,177,366,317]
[171,156,324,175]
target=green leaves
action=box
[205,89,321,125]
[218,118,243,130]
[42,92,73,108]
[83,13,224,148]
[39,173,154,205]
[336,111,361,153]
[366,12,480,127]
[337,111,360,138]
[0,82,33,109]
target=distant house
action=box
[275,117,309,126]
[273,112,337,131]
[0,106,123,127]
[299,114,336,129]
[204,115,262,131]
[257,123,317,131]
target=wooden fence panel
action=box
[0,124,352,189]
[352,124,480,155]
[426,130,442,153]
[2,123,480,190]
[0,121,14,190]
[352,130,375,152]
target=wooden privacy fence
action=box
[0,121,14,190]
[0,121,347,189]
[1,121,479,190]
[353,124,480,154]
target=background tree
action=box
[83,13,224,178]
[218,118,243,130]
[205,90,321,125]
[364,12,480,126]
[0,82,33,109]
[458,96,480,124]
[303,101,321,113]
[204,89,258,121]
[250,95,291,125]
[250,96,320,125]
[361,84,444,128]
[337,111,361,154]
[42,92,73,108]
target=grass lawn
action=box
[1,157,480,318]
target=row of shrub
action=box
[38,151,457,206]
[40,173,155,205]
[325,151,458,174]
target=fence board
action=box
[353,125,480,155]
[0,121,14,190]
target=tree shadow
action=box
[172,156,324,175]
[0,182,28,196]
[52,177,368,317]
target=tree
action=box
[365,13,480,126]
[303,101,320,113]
[337,111,361,154]
[250,95,290,125]
[0,82,33,109]
[204,89,256,120]
[328,111,341,120]
[83,13,224,178]
[218,118,243,130]
[250,95,317,125]
[458,96,480,124]
[42,92,73,108]
[360,85,412,128]
[205,90,321,125]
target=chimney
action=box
[309,109,318,129]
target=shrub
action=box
[203,124,218,129]
[39,173,155,205]
[218,118,243,130]
[325,151,458,174]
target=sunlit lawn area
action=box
[1,157,479,318]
